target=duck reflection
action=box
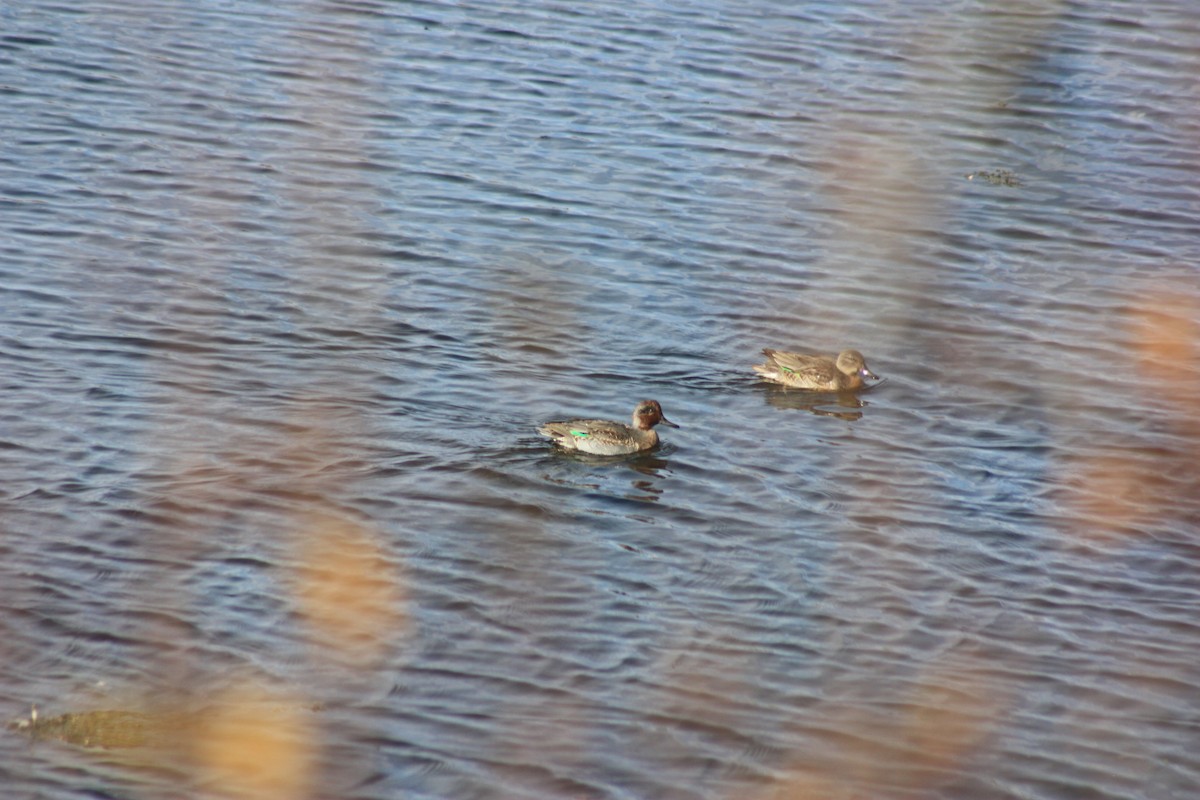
[758,384,871,420]
[540,449,672,502]
[624,452,671,501]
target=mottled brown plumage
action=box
[539,400,679,455]
[753,348,878,390]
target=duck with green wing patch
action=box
[539,400,678,455]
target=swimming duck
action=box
[753,348,878,391]
[538,400,679,455]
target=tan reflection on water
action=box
[1131,285,1200,427]
[755,650,1005,800]
[1061,283,1200,545]
[292,511,409,668]
[181,682,317,800]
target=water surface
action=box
[2,1,1200,798]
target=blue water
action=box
[3,1,1199,798]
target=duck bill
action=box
[861,368,879,380]
[659,416,680,428]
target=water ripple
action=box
[3,0,1200,798]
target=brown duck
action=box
[753,348,878,391]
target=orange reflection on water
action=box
[184,682,316,800]
[1131,285,1200,423]
[1062,451,1161,545]
[1063,283,1200,545]
[293,511,410,667]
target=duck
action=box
[753,348,878,391]
[538,400,679,455]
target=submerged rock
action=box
[7,706,178,749]
[966,168,1021,187]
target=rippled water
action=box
[3,1,1200,797]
